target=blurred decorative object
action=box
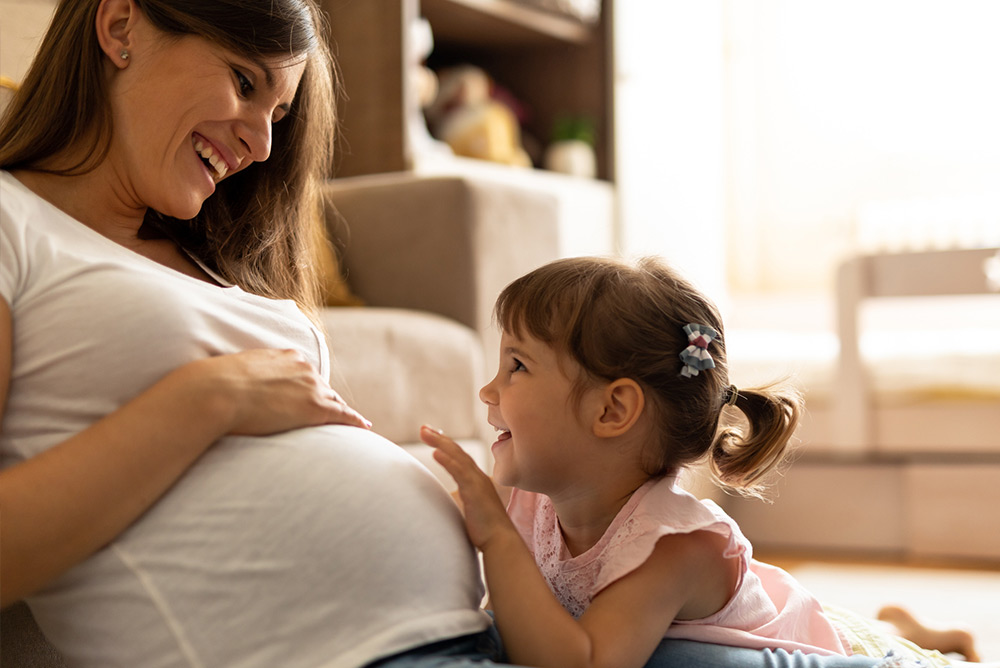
[423,65,532,168]
[510,0,601,24]
[543,115,597,177]
[543,140,595,177]
[985,250,1000,292]
[0,75,18,113]
[406,17,453,163]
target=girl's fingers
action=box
[420,424,463,456]
[421,425,484,479]
[420,424,446,443]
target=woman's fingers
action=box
[211,349,371,434]
[325,400,371,429]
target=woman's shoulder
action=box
[1,171,32,221]
[0,170,66,238]
[0,171,36,278]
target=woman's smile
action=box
[192,134,233,181]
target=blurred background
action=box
[617,3,1000,659]
[3,0,998,660]
[615,0,1000,300]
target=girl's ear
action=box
[95,0,138,69]
[592,378,645,438]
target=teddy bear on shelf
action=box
[423,65,533,168]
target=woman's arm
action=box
[0,300,369,607]
[422,426,731,668]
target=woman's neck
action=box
[11,167,216,283]
[12,163,147,245]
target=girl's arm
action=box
[0,300,369,607]
[422,426,734,668]
[573,531,737,668]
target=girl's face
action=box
[108,17,306,219]
[479,330,604,496]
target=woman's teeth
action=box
[193,139,228,180]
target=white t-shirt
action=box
[0,171,489,668]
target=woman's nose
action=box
[239,111,272,163]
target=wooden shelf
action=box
[420,0,594,46]
[321,0,613,180]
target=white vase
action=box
[543,139,596,178]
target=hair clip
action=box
[679,323,718,378]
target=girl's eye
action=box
[233,68,254,96]
[511,358,526,373]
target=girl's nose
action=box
[479,376,499,405]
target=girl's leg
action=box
[643,640,882,668]
[878,605,980,662]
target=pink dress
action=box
[507,477,851,656]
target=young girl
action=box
[421,256,982,668]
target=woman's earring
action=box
[120,49,129,61]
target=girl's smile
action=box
[489,425,512,455]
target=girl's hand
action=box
[192,349,371,435]
[420,425,514,550]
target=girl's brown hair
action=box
[494,256,802,498]
[0,0,337,313]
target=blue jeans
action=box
[368,628,883,668]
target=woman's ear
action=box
[592,378,645,438]
[95,0,138,69]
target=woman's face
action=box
[108,15,306,219]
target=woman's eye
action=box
[233,69,254,96]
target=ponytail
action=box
[708,383,803,499]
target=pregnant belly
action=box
[33,426,487,667]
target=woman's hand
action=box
[420,425,513,550]
[192,349,371,435]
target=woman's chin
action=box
[158,195,208,221]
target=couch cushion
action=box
[320,307,487,447]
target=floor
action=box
[761,555,1000,663]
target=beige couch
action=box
[320,172,560,480]
[0,172,562,667]
[724,247,1000,562]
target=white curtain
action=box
[614,0,727,299]
[725,0,1000,294]
[616,0,1000,299]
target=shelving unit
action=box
[420,0,594,45]
[319,0,614,181]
